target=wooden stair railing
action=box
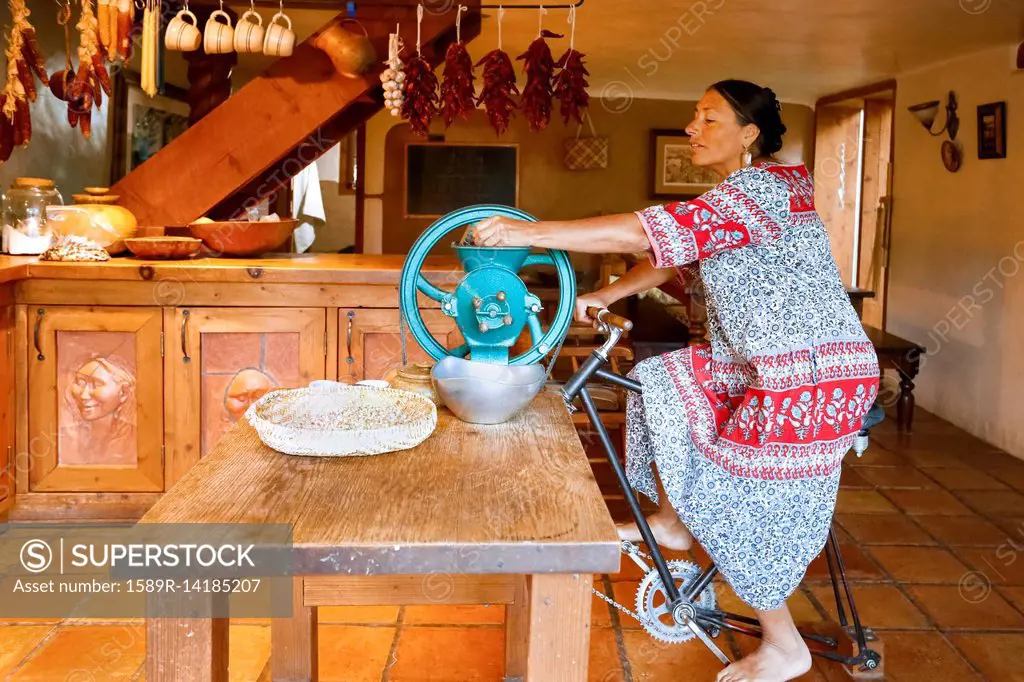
[112,4,480,227]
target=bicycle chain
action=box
[591,542,659,629]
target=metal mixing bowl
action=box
[431,356,546,425]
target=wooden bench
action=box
[139,390,619,682]
[863,325,923,432]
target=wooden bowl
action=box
[125,237,203,260]
[187,219,298,256]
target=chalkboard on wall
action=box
[405,143,519,217]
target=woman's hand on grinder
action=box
[575,292,611,325]
[472,216,535,247]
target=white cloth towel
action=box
[291,163,326,253]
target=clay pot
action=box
[312,19,377,78]
[61,187,138,254]
[384,362,443,407]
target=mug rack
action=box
[344,0,584,10]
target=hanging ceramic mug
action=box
[204,9,234,54]
[233,9,265,53]
[263,12,295,57]
[165,9,201,51]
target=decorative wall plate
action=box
[245,383,437,457]
[941,140,962,173]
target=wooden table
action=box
[863,325,924,431]
[139,390,620,681]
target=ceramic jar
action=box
[385,362,443,407]
[58,187,138,255]
[312,18,377,78]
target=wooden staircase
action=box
[112,4,480,227]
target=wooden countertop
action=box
[140,390,621,575]
[0,254,464,285]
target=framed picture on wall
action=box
[649,129,718,199]
[977,101,1006,159]
[108,71,190,183]
[125,84,189,172]
[404,142,519,218]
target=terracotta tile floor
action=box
[3,407,1024,680]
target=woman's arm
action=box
[595,258,678,305]
[474,212,651,254]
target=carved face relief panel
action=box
[57,331,139,466]
[201,332,300,456]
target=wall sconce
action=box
[908,91,962,172]
[908,91,960,140]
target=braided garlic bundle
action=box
[381,28,406,117]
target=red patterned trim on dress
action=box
[635,205,699,267]
[636,202,758,265]
[749,342,879,390]
[699,184,782,243]
[658,345,878,481]
[765,164,816,213]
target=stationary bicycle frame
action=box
[559,307,882,671]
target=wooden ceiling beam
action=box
[112,2,480,227]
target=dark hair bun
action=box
[709,80,787,156]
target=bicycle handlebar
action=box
[586,307,634,332]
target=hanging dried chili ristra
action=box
[400,5,439,137]
[8,0,48,97]
[515,8,561,132]
[68,0,102,138]
[0,96,13,162]
[553,6,589,126]
[2,0,32,150]
[474,6,517,136]
[439,5,475,128]
[20,25,48,84]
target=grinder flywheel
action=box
[399,205,576,365]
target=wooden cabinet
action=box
[165,307,327,486]
[0,304,13,512]
[27,306,164,492]
[338,308,462,383]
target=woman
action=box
[473,80,879,682]
[65,354,137,465]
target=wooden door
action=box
[27,306,163,492]
[858,99,894,329]
[0,304,14,512]
[339,309,462,383]
[165,307,326,486]
[814,105,863,287]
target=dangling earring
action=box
[742,146,752,167]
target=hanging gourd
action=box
[400,4,440,137]
[439,4,475,128]
[553,5,589,125]
[474,6,517,136]
[516,7,561,132]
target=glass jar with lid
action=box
[2,177,64,255]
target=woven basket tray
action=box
[245,383,437,457]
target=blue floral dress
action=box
[626,161,879,610]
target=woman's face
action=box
[685,89,760,171]
[225,369,275,422]
[71,361,128,421]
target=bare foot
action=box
[715,637,812,682]
[616,512,693,551]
